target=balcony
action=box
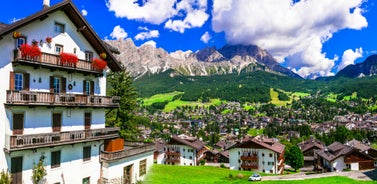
[13,50,102,76]
[165,151,181,156]
[6,127,119,152]
[100,142,155,162]
[6,90,119,108]
[240,155,259,161]
[241,164,258,170]
[165,157,180,163]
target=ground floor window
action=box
[82,177,90,184]
[51,151,61,168]
[139,159,147,176]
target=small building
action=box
[315,142,375,172]
[163,135,208,166]
[298,137,325,167]
[228,136,285,174]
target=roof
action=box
[229,136,285,154]
[346,139,370,152]
[168,135,207,151]
[0,1,122,72]
[298,138,325,152]
[316,142,357,162]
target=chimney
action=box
[43,0,50,9]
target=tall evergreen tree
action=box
[106,71,141,140]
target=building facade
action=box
[229,136,285,174]
[0,1,153,184]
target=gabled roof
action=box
[316,142,374,162]
[229,136,285,154]
[0,0,122,72]
[298,138,325,152]
[168,135,206,151]
[346,139,370,152]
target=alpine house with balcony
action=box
[228,135,285,174]
[0,1,154,183]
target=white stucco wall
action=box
[332,156,346,172]
[102,151,154,183]
[229,148,279,174]
[7,142,101,184]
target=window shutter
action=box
[90,81,94,95]
[24,73,30,91]
[61,77,66,93]
[50,76,54,93]
[9,72,15,90]
[83,80,87,95]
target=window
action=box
[55,44,63,54]
[139,159,147,176]
[189,156,192,159]
[52,113,62,132]
[83,80,94,95]
[16,37,26,48]
[83,146,91,161]
[268,162,274,166]
[270,170,273,173]
[262,153,265,157]
[54,22,65,33]
[51,151,61,168]
[84,112,91,130]
[269,153,273,157]
[85,51,93,62]
[50,76,66,94]
[14,73,23,90]
[82,177,90,184]
[12,113,24,135]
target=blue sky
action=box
[1,0,376,78]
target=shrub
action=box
[0,169,12,184]
[20,44,42,60]
[92,58,107,72]
[60,52,78,67]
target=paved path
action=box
[262,169,377,181]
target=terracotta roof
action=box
[230,136,285,154]
[298,138,325,152]
[0,1,122,72]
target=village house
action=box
[0,1,154,183]
[228,136,285,174]
[298,137,325,167]
[163,134,208,166]
[315,141,376,172]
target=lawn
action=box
[248,128,264,136]
[141,91,183,106]
[143,165,375,184]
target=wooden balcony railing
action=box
[100,143,155,162]
[241,164,258,170]
[6,90,119,108]
[13,50,102,75]
[165,158,180,163]
[7,127,119,152]
[165,151,181,156]
[240,155,259,161]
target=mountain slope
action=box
[107,39,301,78]
[336,54,377,78]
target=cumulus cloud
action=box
[110,25,128,40]
[200,31,211,44]
[135,30,160,41]
[338,48,363,71]
[106,0,209,33]
[140,40,157,48]
[212,0,368,78]
[81,9,88,16]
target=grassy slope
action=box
[143,165,374,184]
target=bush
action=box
[0,169,12,184]
[199,159,206,166]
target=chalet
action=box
[315,142,375,172]
[205,150,229,163]
[228,136,285,174]
[298,137,325,167]
[163,135,208,166]
[0,1,154,183]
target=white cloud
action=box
[212,0,368,78]
[140,40,157,48]
[200,32,211,44]
[110,25,128,40]
[106,0,176,24]
[135,30,160,41]
[106,0,209,33]
[81,9,88,16]
[338,48,363,71]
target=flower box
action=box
[92,58,107,72]
[46,37,52,44]
[60,52,78,67]
[20,44,42,60]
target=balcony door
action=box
[52,113,62,132]
[50,76,66,94]
[11,156,23,184]
[12,113,24,135]
[123,164,133,184]
[84,112,91,130]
